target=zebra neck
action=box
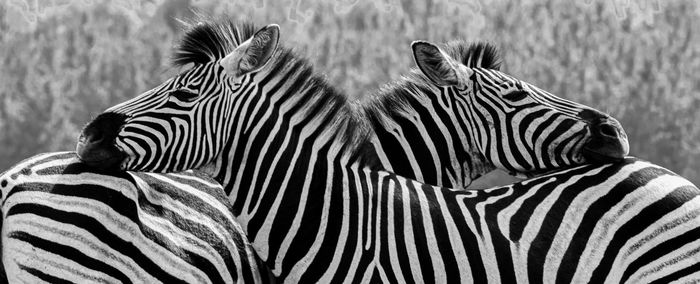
[199,52,378,217]
[200,106,376,277]
[361,83,494,189]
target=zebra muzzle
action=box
[76,112,128,170]
[582,119,629,162]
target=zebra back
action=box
[0,151,269,283]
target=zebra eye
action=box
[504,90,529,101]
[171,89,199,102]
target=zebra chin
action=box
[581,136,630,163]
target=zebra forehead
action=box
[172,16,259,67]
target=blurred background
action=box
[1,0,699,185]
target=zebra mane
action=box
[172,17,258,67]
[358,40,503,126]
[173,17,378,166]
[445,40,502,70]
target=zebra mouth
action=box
[582,147,626,163]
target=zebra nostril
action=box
[81,129,104,145]
[92,131,104,143]
[598,123,618,138]
[583,118,629,162]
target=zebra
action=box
[362,40,628,189]
[74,18,700,282]
[0,151,270,283]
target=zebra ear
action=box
[412,41,473,88]
[220,24,280,78]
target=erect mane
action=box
[445,40,502,70]
[358,41,503,124]
[172,17,258,67]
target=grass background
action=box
[1,0,698,186]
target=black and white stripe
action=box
[88,19,700,282]
[0,151,269,283]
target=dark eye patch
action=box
[504,90,529,101]
[171,89,199,102]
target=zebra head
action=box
[76,22,280,172]
[410,41,629,175]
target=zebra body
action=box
[270,157,698,283]
[0,151,268,283]
[78,19,700,282]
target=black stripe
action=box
[648,259,700,284]
[19,264,75,284]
